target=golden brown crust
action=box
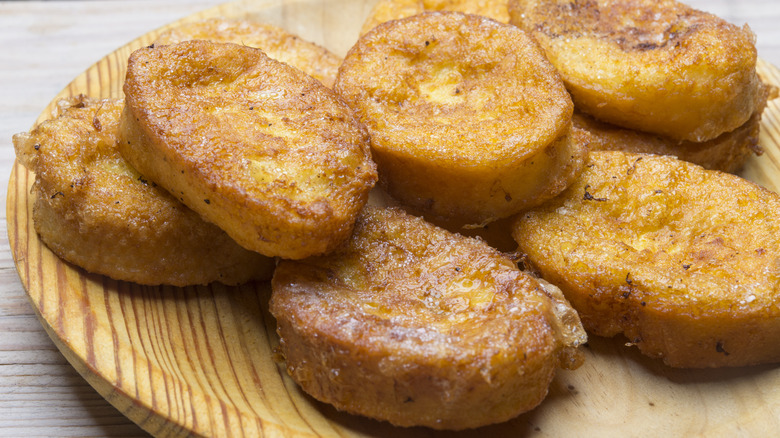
[573,110,763,174]
[360,0,510,35]
[509,0,766,142]
[270,206,585,430]
[512,151,780,367]
[155,17,341,87]
[119,40,377,260]
[336,11,583,224]
[13,96,274,286]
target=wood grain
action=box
[6,0,780,436]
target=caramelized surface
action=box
[513,151,780,367]
[271,206,585,430]
[120,40,377,259]
[336,12,583,224]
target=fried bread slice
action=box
[13,96,273,286]
[360,0,510,35]
[509,0,767,142]
[155,17,341,87]
[512,150,780,367]
[119,40,377,260]
[573,110,763,174]
[336,11,584,225]
[271,206,586,429]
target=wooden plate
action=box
[8,0,780,436]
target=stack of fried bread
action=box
[362,0,772,174]
[15,24,375,284]
[508,0,773,172]
[12,0,780,430]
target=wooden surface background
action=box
[2,0,780,436]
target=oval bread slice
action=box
[155,17,341,87]
[513,150,780,367]
[509,0,766,142]
[271,206,586,430]
[360,0,510,35]
[573,110,763,174]
[336,12,584,225]
[119,40,377,260]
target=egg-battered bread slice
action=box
[13,96,274,286]
[360,0,510,35]
[573,110,763,174]
[119,40,377,260]
[271,206,586,430]
[509,0,767,143]
[513,151,780,368]
[336,12,584,225]
[155,17,341,87]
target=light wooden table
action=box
[2,0,780,436]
